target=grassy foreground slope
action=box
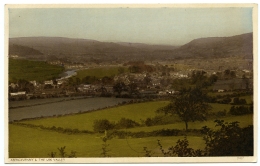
[9,124,205,158]
[19,101,170,131]
[9,58,64,82]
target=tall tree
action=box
[113,82,126,97]
[157,88,211,130]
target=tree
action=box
[113,82,126,97]
[157,88,211,130]
[101,76,113,85]
[127,83,139,95]
[129,65,141,73]
[117,67,125,74]
[52,77,58,85]
[190,70,207,85]
[93,119,114,133]
[242,74,250,90]
[143,75,152,85]
[208,74,218,85]
[17,79,34,92]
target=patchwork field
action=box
[17,101,170,131]
[76,67,128,79]
[9,58,64,82]
[9,100,253,158]
[124,114,253,132]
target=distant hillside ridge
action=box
[173,33,253,59]
[9,37,144,56]
[9,44,43,56]
[9,33,253,60]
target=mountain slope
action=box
[117,42,177,51]
[173,33,253,58]
[9,44,43,56]
[9,37,143,56]
[9,33,253,61]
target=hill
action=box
[173,33,253,59]
[9,37,143,57]
[9,44,43,56]
[117,42,177,51]
[9,33,253,61]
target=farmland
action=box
[16,100,170,131]
[9,58,64,82]
[9,97,132,122]
[15,100,253,133]
[9,99,253,158]
[76,67,128,79]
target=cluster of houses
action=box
[9,63,254,101]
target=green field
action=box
[9,124,205,158]
[9,100,253,158]
[19,101,170,131]
[76,67,128,79]
[9,58,64,82]
[124,114,253,132]
[18,101,249,132]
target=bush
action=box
[145,118,153,126]
[115,118,140,129]
[232,97,247,105]
[229,105,253,115]
[93,119,115,133]
[217,97,231,104]
[216,109,227,117]
[144,115,168,126]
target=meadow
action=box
[9,58,64,82]
[9,124,205,158]
[17,101,170,131]
[9,100,253,158]
[17,101,245,131]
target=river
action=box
[58,70,77,79]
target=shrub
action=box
[115,118,140,129]
[217,97,231,104]
[201,120,253,156]
[216,109,227,117]
[232,97,247,105]
[229,105,253,115]
[144,115,167,126]
[93,119,115,133]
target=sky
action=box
[8,7,253,45]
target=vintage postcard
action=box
[4,4,258,163]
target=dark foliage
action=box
[115,118,140,129]
[157,88,211,130]
[113,82,127,96]
[201,120,253,156]
[229,105,253,115]
[232,97,247,105]
[93,119,115,133]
